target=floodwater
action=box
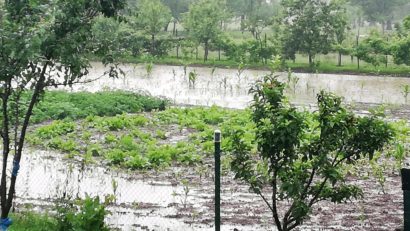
[10,63,407,230]
[65,62,410,109]
[12,148,271,231]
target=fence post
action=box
[402,169,410,230]
[214,130,221,231]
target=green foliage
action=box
[392,36,410,66]
[36,121,76,139]
[183,0,227,61]
[32,91,168,123]
[135,0,172,55]
[230,74,394,231]
[55,196,110,231]
[281,0,347,64]
[10,212,57,231]
[354,31,390,67]
[155,129,167,140]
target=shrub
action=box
[230,75,394,231]
[55,196,110,231]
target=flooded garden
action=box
[6,63,408,230]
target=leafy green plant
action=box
[155,129,167,140]
[55,196,110,231]
[188,70,197,89]
[104,134,117,144]
[32,91,168,123]
[402,84,410,104]
[105,149,127,164]
[10,211,57,231]
[230,75,394,231]
[36,121,76,139]
[145,62,154,77]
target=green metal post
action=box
[214,130,221,231]
[402,168,410,231]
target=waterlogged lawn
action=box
[27,106,256,170]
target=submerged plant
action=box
[145,62,154,77]
[402,84,410,104]
[188,70,197,89]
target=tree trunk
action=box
[1,62,49,220]
[357,57,360,69]
[173,21,177,36]
[386,19,393,31]
[164,22,169,32]
[176,44,179,59]
[195,47,198,60]
[308,54,313,66]
[151,34,155,55]
[240,15,245,32]
[204,40,209,62]
[338,51,342,66]
[1,81,11,219]
[385,55,388,68]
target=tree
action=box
[392,16,410,66]
[350,0,407,32]
[230,75,393,231]
[135,0,171,55]
[281,0,347,65]
[161,0,193,35]
[331,1,350,66]
[227,0,278,40]
[183,0,226,61]
[359,32,391,68]
[0,0,123,226]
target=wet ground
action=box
[12,147,403,231]
[10,63,408,230]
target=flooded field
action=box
[10,63,408,230]
[66,62,410,109]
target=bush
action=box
[55,196,110,231]
[230,74,394,231]
[32,91,168,123]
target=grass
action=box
[10,212,57,231]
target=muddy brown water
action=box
[7,63,408,230]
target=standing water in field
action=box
[66,62,410,109]
[15,63,406,230]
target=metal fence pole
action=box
[214,130,221,231]
[402,168,410,230]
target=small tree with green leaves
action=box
[183,0,226,61]
[281,0,347,65]
[135,0,172,55]
[0,0,123,227]
[230,75,394,231]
